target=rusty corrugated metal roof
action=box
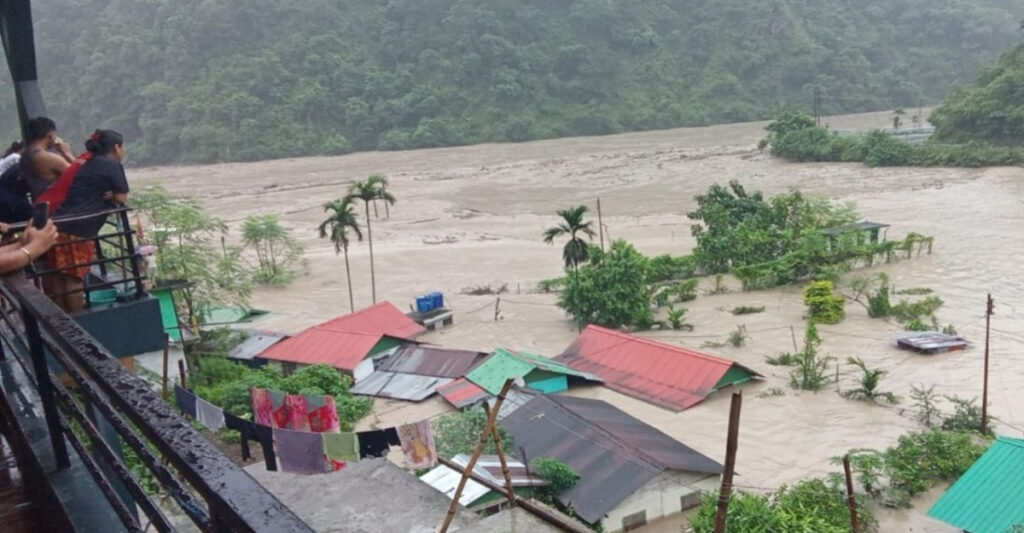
[350,371,454,401]
[555,325,759,411]
[503,395,665,524]
[437,378,490,409]
[256,302,425,372]
[378,345,488,378]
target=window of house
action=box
[622,510,647,532]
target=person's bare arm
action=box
[53,138,75,163]
[0,220,58,275]
[34,150,70,181]
[111,192,128,204]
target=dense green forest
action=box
[1,0,1021,166]
[931,40,1024,145]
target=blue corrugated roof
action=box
[928,437,1024,533]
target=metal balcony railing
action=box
[0,273,314,533]
[7,206,147,308]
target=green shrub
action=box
[882,430,989,507]
[892,295,944,322]
[771,126,837,162]
[531,457,580,496]
[766,352,798,366]
[731,305,765,315]
[804,280,845,324]
[676,278,700,302]
[861,130,913,166]
[789,322,836,391]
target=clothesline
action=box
[172,385,438,475]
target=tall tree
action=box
[543,205,596,326]
[344,174,396,303]
[318,198,363,312]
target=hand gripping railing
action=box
[0,273,313,533]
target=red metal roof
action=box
[436,378,489,409]
[257,302,425,372]
[320,302,425,339]
[258,328,386,371]
[555,325,759,411]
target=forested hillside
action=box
[931,41,1024,145]
[1,0,1021,165]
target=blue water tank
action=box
[431,292,444,309]
[416,296,435,313]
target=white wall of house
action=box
[603,471,719,533]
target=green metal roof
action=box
[928,437,1024,533]
[465,348,599,395]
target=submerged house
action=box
[503,394,723,532]
[928,437,1024,533]
[350,345,488,401]
[437,347,602,409]
[257,302,425,374]
[420,454,549,514]
[555,325,760,411]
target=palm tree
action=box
[318,198,363,312]
[345,174,396,303]
[543,205,596,323]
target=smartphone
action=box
[32,202,49,229]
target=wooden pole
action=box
[789,326,799,352]
[161,333,170,400]
[482,403,517,505]
[713,392,743,533]
[438,379,515,533]
[437,456,591,533]
[596,198,605,252]
[982,293,993,435]
[843,454,860,533]
[178,359,188,390]
[494,296,501,321]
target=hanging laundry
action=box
[174,385,197,418]
[323,432,359,465]
[273,428,327,474]
[357,429,392,459]
[270,390,289,428]
[282,395,311,431]
[196,397,226,432]
[224,412,257,461]
[253,423,277,471]
[250,388,275,426]
[306,394,340,433]
[397,421,437,469]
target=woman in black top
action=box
[46,130,130,312]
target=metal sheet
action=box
[437,378,489,409]
[228,333,285,361]
[419,464,491,506]
[466,348,601,395]
[259,328,385,371]
[319,301,425,339]
[378,345,487,378]
[929,437,1024,533]
[350,371,453,401]
[503,395,661,524]
[556,325,759,411]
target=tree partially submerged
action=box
[557,240,652,329]
[242,214,306,284]
[318,198,363,312]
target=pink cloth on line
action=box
[250,388,274,426]
[308,396,340,433]
[397,420,437,469]
[283,395,311,431]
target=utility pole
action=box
[596,198,605,252]
[814,86,821,126]
[843,455,860,533]
[982,293,994,435]
[713,392,743,533]
[494,296,501,321]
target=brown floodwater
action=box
[136,110,1022,532]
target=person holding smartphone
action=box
[0,219,58,275]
